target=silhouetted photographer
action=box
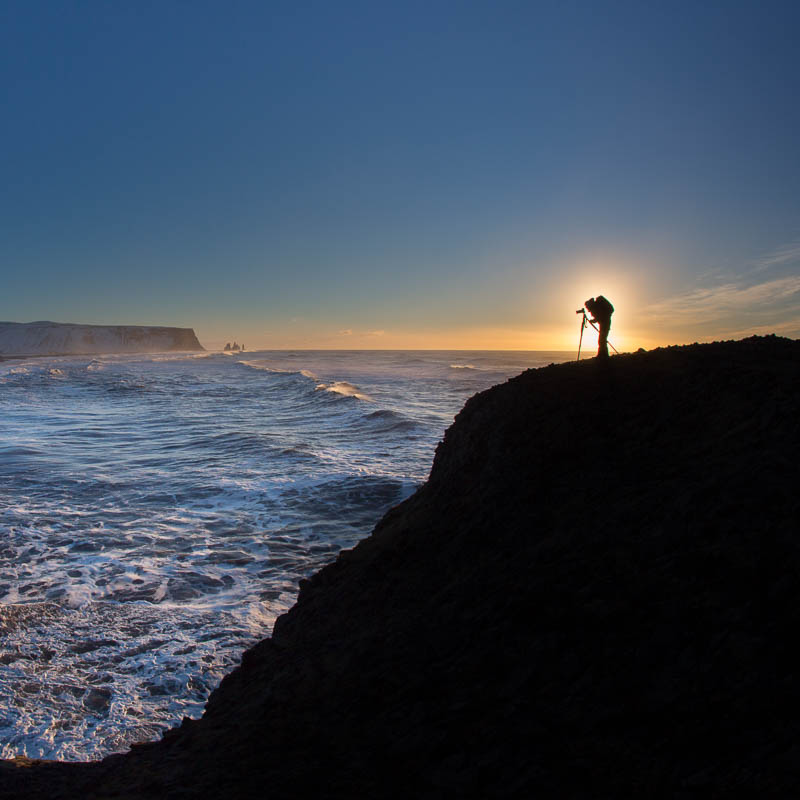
[581,296,614,358]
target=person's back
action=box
[584,296,614,358]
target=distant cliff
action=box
[2,336,798,798]
[0,321,203,355]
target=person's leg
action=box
[597,322,609,358]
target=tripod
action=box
[576,309,618,360]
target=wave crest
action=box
[361,409,418,433]
[238,360,296,374]
[315,381,372,401]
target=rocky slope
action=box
[0,322,203,355]
[2,336,798,798]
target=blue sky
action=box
[1,0,798,349]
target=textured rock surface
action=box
[0,321,203,355]
[1,336,798,798]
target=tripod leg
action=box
[577,317,586,360]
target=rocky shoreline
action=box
[2,335,798,798]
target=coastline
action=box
[2,335,799,797]
[0,349,204,361]
[0,322,204,357]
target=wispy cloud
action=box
[643,276,800,325]
[640,238,800,342]
[337,328,384,337]
[754,241,800,272]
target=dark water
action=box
[0,349,569,759]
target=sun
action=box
[554,252,650,353]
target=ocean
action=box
[0,349,570,760]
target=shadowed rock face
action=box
[2,336,798,798]
[0,322,203,355]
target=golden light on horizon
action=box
[548,249,659,353]
[198,249,674,353]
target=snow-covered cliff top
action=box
[0,321,204,356]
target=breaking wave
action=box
[0,348,569,760]
[315,381,372,401]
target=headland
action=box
[1,335,798,797]
[0,322,203,357]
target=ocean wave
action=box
[178,430,284,457]
[315,381,372,402]
[360,409,418,433]
[105,380,153,395]
[449,363,481,371]
[236,360,370,402]
[238,360,297,374]
[1,364,69,385]
[364,409,401,420]
[147,353,208,362]
[237,361,323,385]
[0,348,568,760]
[0,445,44,457]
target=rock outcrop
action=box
[1,335,798,798]
[0,322,203,356]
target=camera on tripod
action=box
[575,299,617,360]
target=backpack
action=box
[593,295,614,316]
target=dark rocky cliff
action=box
[2,336,799,798]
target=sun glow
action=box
[547,250,656,352]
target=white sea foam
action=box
[238,360,296,374]
[0,348,570,760]
[315,381,372,401]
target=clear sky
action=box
[1,0,798,351]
